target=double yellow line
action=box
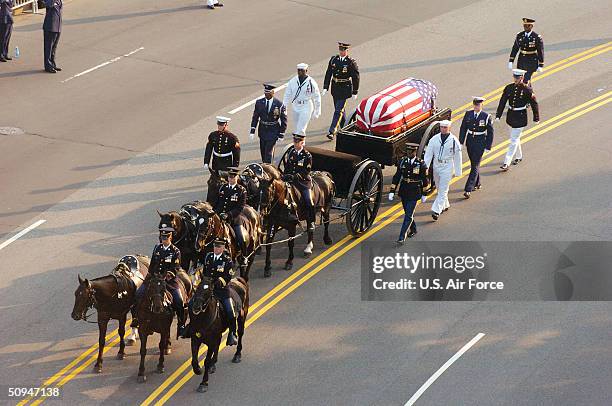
[144,96,612,405]
[22,41,611,406]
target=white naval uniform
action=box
[282,75,321,135]
[424,132,463,215]
[206,0,219,6]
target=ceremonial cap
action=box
[159,225,174,234]
[338,42,351,50]
[292,132,306,140]
[296,63,309,70]
[213,238,226,247]
[263,84,275,92]
[512,68,527,76]
[216,116,231,124]
[439,119,452,127]
[405,142,419,151]
[227,167,240,176]
[472,96,486,103]
[522,17,536,24]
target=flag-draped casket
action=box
[355,78,438,137]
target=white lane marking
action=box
[0,219,46,251]
[405,332,485,406]
[228,84,288,114]
[61,47,145,83]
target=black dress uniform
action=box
[203,130,241,171]
[323,43,360,138]
[0,0,13,62]
[495,82,539,128]
[43,0,62,73]
[459,106,494,193]
[250,85,288,163]
[509,26,544,83]
[280,142,315,228]
[390,147,428,241]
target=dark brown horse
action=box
[260,172,335,277]
[135,271,192,383]
[240,163,282,211]
[194,205,262,281]
[71,255,149,373]
[189,276,249,393]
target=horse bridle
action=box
[80,287,99,324]
[146,277,171,314]
[195,215,216,251]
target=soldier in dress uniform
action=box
[283,63,321,136]
[250,84,288,163]
[280,133,315,231]
[42,0,63,73]
[213,167,248,267]
[132,226,188,338]
[508,17,544,84]
[322,42,360,140]
[495,69,540,171]
[0,0,14,62]
[459,97,494,198]
[389,143,429,243]
[204,116,241,203]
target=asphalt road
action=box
[0,0,611,405]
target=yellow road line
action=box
[149,93,611,405]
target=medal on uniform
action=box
[298,158,304,166]
[231,194,238,201]
[273,107,279,118]
[164,258,172,263]
[479,120,485,126]
[412,166,420,175]
[217,265,224,272]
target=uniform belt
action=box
[437,159,451,164]
[260,121,278,126]
[332,77,351,83]
[508,106,527,111]
[467,130,487,136]
[520,50,538,55]
[213,150,233,158]
[293,100,309,105]
[401,178,419,182]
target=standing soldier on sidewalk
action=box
[459,97,494,199]
[496,69,540,171]
[203,116,241,203]
[322,42,360,140]
[42,0,63,73]
[0,0,13,62]
[250,84,288,163]
[508,18,544,84]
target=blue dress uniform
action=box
[0,0,13,62]
[280,136,315,229]
[42,0,62,73]
[390,144,428,242]
[250,84,288,163]
[213,171,248,259]
[509,18,544,83]
[459,99,494,194]
[323,43,360,139]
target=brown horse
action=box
[189,276,249,393]
[194,205,262,281]
[135,271,192,383]
[260,172,334,277]
[71,255,149,373]
[240,163,282,211]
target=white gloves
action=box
[537,67,543,73]
[203,164,209,171]
[508,62,513,70]
[388,192,394,201]
[352,94,357,100]
[321,89,328,97]
[249,132,255,141]
[421,196,427,203]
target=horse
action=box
[135,270,192,383]
[194,204,262,281]
[157,201,213,271]
[260,172,335,277]
[70,255,149,373]
[240,163,282,211]
[189,276,249,393]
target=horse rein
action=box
[80,288,99,324]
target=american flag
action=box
[356,78,438,136]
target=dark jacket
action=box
[201,252,234,298]
[459,110,494,150]
[391,156,428,201]
[203,130,241,171]
[214,183,247,223]
[496,82,540,128]
[281,146,313,189]
[250,97,288,141]
[149,243,181,276]
[0,0,14,25]
[323,55,360,100]
[509,31,544,72]
[43,0,62,33]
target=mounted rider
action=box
[132,226,187,338]
[280,133,315,231]
[213,167,249,267]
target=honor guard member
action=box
[508,18,544,84]
[42,0,63,73]
[283,63,322,136]
[133,226,187,338]
[214,167,248,266]
[250,84,288,163]
[0,0,13,62]
[280,133,315,231]
[495,69,540,171]
[322,42,360,140]
[202,239,238,345]
[424,120,462,221]
[459,97,494,198]
[389,143,429,243]
[204,116,241,202]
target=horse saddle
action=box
[113,255,147,297]
[180,201,211,224]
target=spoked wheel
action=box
[346,160,383,236]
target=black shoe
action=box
[178,325,190,339]
[326,133,334,140]
[407,231,417,238]
[130,318,139,328]
[432,212,439,221]
[512,158,522,165]
[45,68,57,73]
[0,57,6,62]
[500,164,509,171]
[475,185,482,190]
[396,239,404,245]
[4,56,12,60]
[463,192,471,199]
[214,2,224,6]
[443,207,449,212]
[54,67,62,71]
[226,331,237,346]
[207,5,214,9]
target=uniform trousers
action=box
[503,127,524,165]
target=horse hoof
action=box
[156,366,165,374]
[192,365,202,375]
[196,383,208,393]
[93,365,102,374]
[209,365,216,374]
[284,262,293,271]
[164,348,172,355]
[138,375,146,383]
[232,354,241,363]
[303,252,311,258]
[264,269,271,278]
[116,353,125,360]
[324,237,333,245]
